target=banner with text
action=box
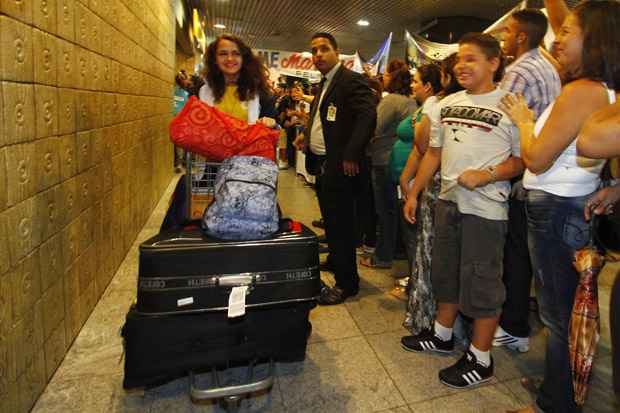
[256,49,363,83]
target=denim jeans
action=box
[372,165,398,264]
[526,189,591,413]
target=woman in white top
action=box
[500,2,620,412]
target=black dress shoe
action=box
[317,286,358,305]
[311,218,325,229]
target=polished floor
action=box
[33,169,618,413]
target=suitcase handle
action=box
[189,359,274,401]
[216,273,260,288]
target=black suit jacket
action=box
[304,65,376,182]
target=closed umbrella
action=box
[570,241,604,405]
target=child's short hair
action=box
[458,32,505,83]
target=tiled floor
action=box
[33,169,618,413]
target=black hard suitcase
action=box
[122,301,313,389]
[136,222,321,315]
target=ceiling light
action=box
[357,19,369,26]
[214,23,226,29]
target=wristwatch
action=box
[486,166,497,183]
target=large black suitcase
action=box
[122,301,313,389]
[136,222,321,315]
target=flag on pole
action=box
[367,32,393,75]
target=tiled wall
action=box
[0,0,176,411]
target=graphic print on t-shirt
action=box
[441,106,504,142]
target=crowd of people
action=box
[172,0,620,411]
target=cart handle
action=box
[189,360,274,400]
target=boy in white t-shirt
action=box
[401,33,524,388]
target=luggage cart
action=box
[184,151,221,221]
[189,359,275,412]
[176,152,278,412]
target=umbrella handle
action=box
[588,214,597,249]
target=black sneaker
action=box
[401,329,454,353]
[439,350,494,389]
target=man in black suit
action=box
[303,32,376,305]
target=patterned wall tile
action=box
[57,88,76,136]
[74,45,89,90]
[33,28,58,86]
[57,39,76,88]
[58,133,76,181]
[77,243,95,297]
[56,0,75,42]
[62,265,80,343]
[34,84,59,139]
[60,217,79,271]
[41,277,64,340]
[43,318,66,381]
[0,264,12,336]
[34,185,62,243]
[17,344,45,412]
[79,278,96,325]
[0,16,34,82]
[0,0,33,25]
[5,142,36,207]
[87,7,101,54]
[75,130,92,173]
[0,283,12,408]
[33,136,60,192]
[75,170,92,214]
[33,0,58,34]
[75,90,93,131]
[90,164,103,203]
[74,1,90,49]
[5,198,38,268]
[0,148,6,212]
[90,90,102,128]
[59,176,78,227]
[1,82,35,145]
[10,250,41,328]
[38,233,64,293]
[77,206,94,256]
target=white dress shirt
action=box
[309,62,341,155]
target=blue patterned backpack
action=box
[203,156,279,240]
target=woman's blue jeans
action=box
[372,165,398,264]
[526,189,591,413]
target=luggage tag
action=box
[326,103,337,122]
[228,286,248,318]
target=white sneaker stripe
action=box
[420,340,437,351]
[496,336,517,344]
[462,373,473,385]
[468,372,478,384]
[471,370,482,381]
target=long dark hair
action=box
[441,53,464,95]
[573,0,620,90]
[416,63,443,95]
[204,34,271,102]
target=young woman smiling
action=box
[501,2,620,412]
[200,34,277,126]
